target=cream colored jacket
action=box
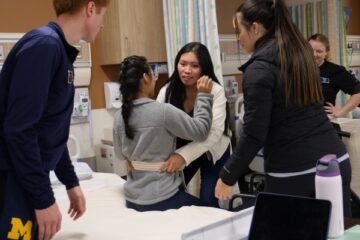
[157,82,231,165]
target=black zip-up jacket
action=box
[0,22,79,209]
[220,40,347,185]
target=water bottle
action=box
[315,154,344,238]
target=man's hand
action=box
[67,186,86,221]
[35,202,62,240]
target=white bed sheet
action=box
[52,173,234,240]
[335,118,360,197]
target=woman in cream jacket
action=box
[157,42,231,207]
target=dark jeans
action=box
[264,159,352,217]
[126,187,203,212]
[183,145,230,207]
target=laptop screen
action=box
[248,192,331,240]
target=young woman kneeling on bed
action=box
[113,55,214,211]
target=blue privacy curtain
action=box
[162,0,223,84]
[289,0,328,38]
[288,0,349,114]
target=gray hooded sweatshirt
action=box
[113,92,213,205]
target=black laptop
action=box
[248,192,331,240]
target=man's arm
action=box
[3,44,60,209]
[3,42,63,240]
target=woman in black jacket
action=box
[215,0,352,217]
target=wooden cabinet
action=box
[343,0,360,35]
[98,0,167,65]
[216,0,243,34]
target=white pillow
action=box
[50,162,93,185]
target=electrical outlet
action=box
[354,41,360,52]
[346,35,360,51]
[349,41,360,52]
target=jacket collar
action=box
[133,98,154,106]
[239,39,277,72]
[47,22,79,63]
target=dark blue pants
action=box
[264,159,352,217]
[183,145,230,207]
[0,170,37,240]
[126,188,203,211]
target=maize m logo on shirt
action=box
[7,217,32,240]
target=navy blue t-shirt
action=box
[320,60,360,105]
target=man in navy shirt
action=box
[0,1,110,239]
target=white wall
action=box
[69,123,93,158]
[69,108,117,159]
[91,108,117,148]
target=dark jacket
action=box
[0,22,79,209]
[220,40,347,185]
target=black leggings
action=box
[264,159,352,217]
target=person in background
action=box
[308,33,360,118]
[215,0,352,217]
[0,1,110,239]
[113,55,214,212]
[157,42,232,208]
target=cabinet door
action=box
[98,0,167,65]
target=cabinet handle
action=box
[124,36,130,56]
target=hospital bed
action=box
[52,171,237,240]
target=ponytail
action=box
[273,0,322,106]
[119,55,150,139]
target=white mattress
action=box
[52,173,234,240]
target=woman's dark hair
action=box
[119,55,151,139]
[165,42,230,136]
[235,0,323,106]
